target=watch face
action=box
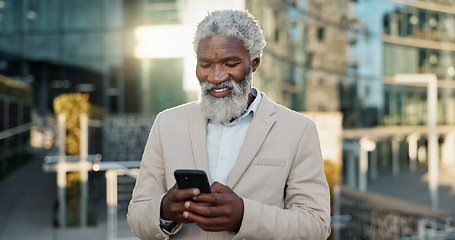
[160,218,178,233]
[160,218,173,228]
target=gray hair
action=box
[193,9,266,61]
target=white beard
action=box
[198,68,253,124]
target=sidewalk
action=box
[0,154,56,240]
[0,152,137,240]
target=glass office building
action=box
[246,0,455,180]
[0,0,197,115]
[246,0,358,127]
[353,0,455,126]
[343,0,455,184]
[0,0,126,114]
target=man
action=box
[128,9,331,240]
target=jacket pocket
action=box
[251,157,286,167]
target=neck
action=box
[229,90,255,123]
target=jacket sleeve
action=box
[127,114,182,240]
[234,121,331,240]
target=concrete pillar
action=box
[392,135,403,176]
[359,138,376,192]
[369,147,378,180]
[106,170,118,240]
[57,113,66,228]
[418,145,427,164]
[407,133,421,172]
[80,114,88,227]
[381,140,390,169]
[393,74,439,208]
[427,76,439,209]
[344,142,358,188]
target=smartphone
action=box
[174,169,211,193]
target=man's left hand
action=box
[182,182,244,232]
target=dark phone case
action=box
[174,169,211,193]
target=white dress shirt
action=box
[206,88,262,184]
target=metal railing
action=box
[42,154,102,227]
[42,113,103,227]
[93,161,141,240]
[0,122,32,140]
[43,154,141,239]
[338,185,455,239]
[403,217,455,240]
[1,94,32,176]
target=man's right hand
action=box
[160,184,201,223]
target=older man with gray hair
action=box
[127,9,331,240]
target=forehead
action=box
[197,35,250,61]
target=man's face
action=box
[196,35,260,123]
[196,35,259,97]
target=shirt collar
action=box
[226,88,262,126]
[245,87,261,116]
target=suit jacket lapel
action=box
[227,94,276,188]
[189,104,210,177]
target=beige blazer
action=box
[127,93,331,240]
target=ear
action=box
[251,58,261,72]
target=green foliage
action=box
[52,92,103,227]
[66,172,81,226]
[53,93,90,155]
[324,160,342,240]
[324,160,342,188]
[0,75,33,99]
[89,104,106,120]
[324,160,342,212]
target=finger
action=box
[161,194,192,223]
[191,192,221,204]
[184,200,228,218]
[183,199,244,232]
[171,188,201,202]
[183,211,227,231]
[193,191,239,206]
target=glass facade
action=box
[0,0,125,114]
[246,0,353,121]
[0,0,189,114]
[382,5,455,80]
[353,0,455,127]
[344,0,455,183]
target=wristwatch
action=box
[160,218,179,233]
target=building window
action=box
[143,0,179,25]
[317,27,325,41]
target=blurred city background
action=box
[1,0,455,239]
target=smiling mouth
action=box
[209,87,232,97]
[212,87,229,93]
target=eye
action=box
[226,62,240,68]
[199,64,211,69]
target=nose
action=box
[207,65,228,84]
